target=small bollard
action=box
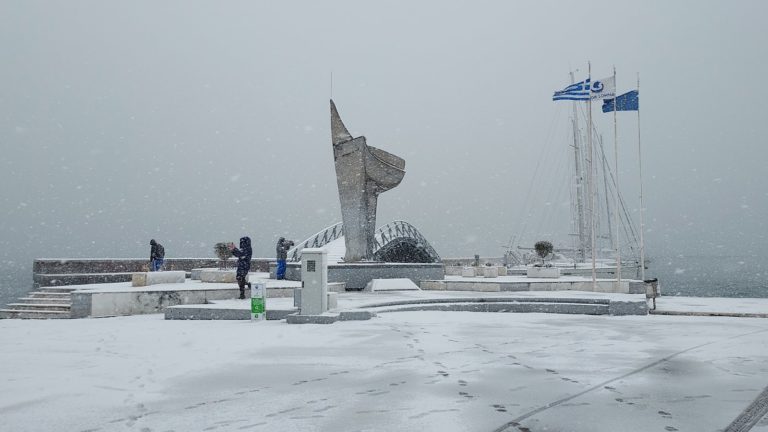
[251,282,266,321]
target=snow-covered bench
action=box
[132,271,186,287]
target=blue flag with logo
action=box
[602,90,639,112]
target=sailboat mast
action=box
[599,135,614,250]
[613,67,622,284]
[569,71,587,263]
[637,73,646,280]
[587,62,597,288]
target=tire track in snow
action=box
[492,327,768,432]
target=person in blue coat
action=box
[275,237,294,280]
[149,239,165,271]
[228,236,252,299]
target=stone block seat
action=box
[132,271,186,287]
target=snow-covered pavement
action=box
[1,311,768,432]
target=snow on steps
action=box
[1,287,76,319]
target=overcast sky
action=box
[1,0,767,288]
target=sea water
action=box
[651,254,768,298]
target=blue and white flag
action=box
[602,90,639,112]
[553,76,615,101]
[553,79,590,101]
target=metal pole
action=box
[570,71,587,263]
[637,73,646,280]
[613,67,621,285]
[587,62,596,289]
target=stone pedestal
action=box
[132,271,186,287]
[200,269,238,283]
[526,267,561,278]
[482,267,499,278]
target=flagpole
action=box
[613,67,621,287]
[587,61,596,289]
[637,73,646,280]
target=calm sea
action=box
[1,255,767,308]
[650,255,768,298]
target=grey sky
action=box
[1,0,767,288]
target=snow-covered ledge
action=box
[132,271,186,287]
[526,267,561,278]
[200,269,238,283]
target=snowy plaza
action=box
[2,302,768,432]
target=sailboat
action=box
[506,72,647,280]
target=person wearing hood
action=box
[228,236,252,299]
[149,239,165,272]
[275,237,294,280]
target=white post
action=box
[613,67,622,286]
[637,73,646,280]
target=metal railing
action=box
[287,222,344,262]
[288,220,440,262]
[372,220,441,261]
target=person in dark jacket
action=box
[149,239,165,271]
[228,236,252,299]
[275,237,294,280]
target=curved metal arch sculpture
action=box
[288,221,440,263]
[372,220,440,263]
[287,222,343,262]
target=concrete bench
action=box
[482,267,499,278]
[132,271,186,287]
[199,269,237,283]
[526,267,561,278]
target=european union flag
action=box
[602,90,639,112]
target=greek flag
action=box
[553,79,590,101]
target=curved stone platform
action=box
[162,290,648,323]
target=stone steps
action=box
[1,289,74,319]
[0,309,71,319]
[5,303,72,311]
[26,292,72,299]
[17,297,71,304]
[38,286,79,293]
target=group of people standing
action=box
[148,236,294,300]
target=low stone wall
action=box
[35,273,134,287]
[442,257,506,267]
[421,278,648,295]
[33,258,273,287]
[70,286,294,318]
